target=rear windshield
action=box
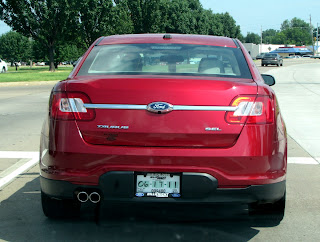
[77,44,252,79]
[265,54,277,57]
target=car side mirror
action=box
[261,74,276,86]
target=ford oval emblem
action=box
[147,102,173,114]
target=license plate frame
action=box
[135,172,181,198]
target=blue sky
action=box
[1,0,320,36]
[0,21,10,35]
[200,0,320,34]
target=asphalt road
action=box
[0,58,320,241]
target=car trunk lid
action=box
[66,76,257,148]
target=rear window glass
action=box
[77,44,252,79]
[265,54,277,57]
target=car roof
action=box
[97,34,238,48]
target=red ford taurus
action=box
[40,34,287,219]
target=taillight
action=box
[50,92,95,121]
[225,95,274,124]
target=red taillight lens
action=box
[50,92,95,121]
[225,95,274,124]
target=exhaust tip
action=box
[89,192,101,203]
[77,191,89,203]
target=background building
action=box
[270,47,312,57]
[244,43,315,59]
[243,43,259,59]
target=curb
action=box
[0,80,59,86]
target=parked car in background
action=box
[40,34,287,222]
[261,53,283,66]
[256,52,267,59]
[0,58,8,73]
[72,57,82,67]
[36,62,45,66]
[284,55,301,59]
[311,54,320,59]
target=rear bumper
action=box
[40,172,286,204]
[261,60,280,65]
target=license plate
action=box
[135,173,180,198]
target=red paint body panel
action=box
[40,119,286,186]
[66,76,257,147]
[98,34,238,48]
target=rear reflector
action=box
[225,95,274,124]
[50,92,95,121]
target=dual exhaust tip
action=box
[77,191,101,203]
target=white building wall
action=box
[243,43,259,58]
[259,44,286,53]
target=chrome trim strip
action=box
[83,104,147,110]
[83,103,237,111]
[173,105,236,111]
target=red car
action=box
[40,34,287,220]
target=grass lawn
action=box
[0,66,73,83]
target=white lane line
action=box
[288,157,319,165]
[0,151,39,190]
[0,151,38,159]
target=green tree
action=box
[245,32,260,44]
[216,12,242,39]
[283,28,311,45]
[281,17,309,31]
[32,40,47,63]
[280,19,291,31]
[272,32,287,44]
[163,0,223,35]
[112,1,134,35]
[280,18,311,45]
[180,0,209,35]
[0,31,32,65]
[56,44,86,63]
[118,0,168,34]
[165,0,200,34]
[111,0,243,39]
[114,0,216,36]
[76,0,123,48]
[203,10,223,36]
[0,0,77,71]
[262,29,279,44]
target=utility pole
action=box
[310,15,314,54]
[260,26,263,54]
[317,23,319,54]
